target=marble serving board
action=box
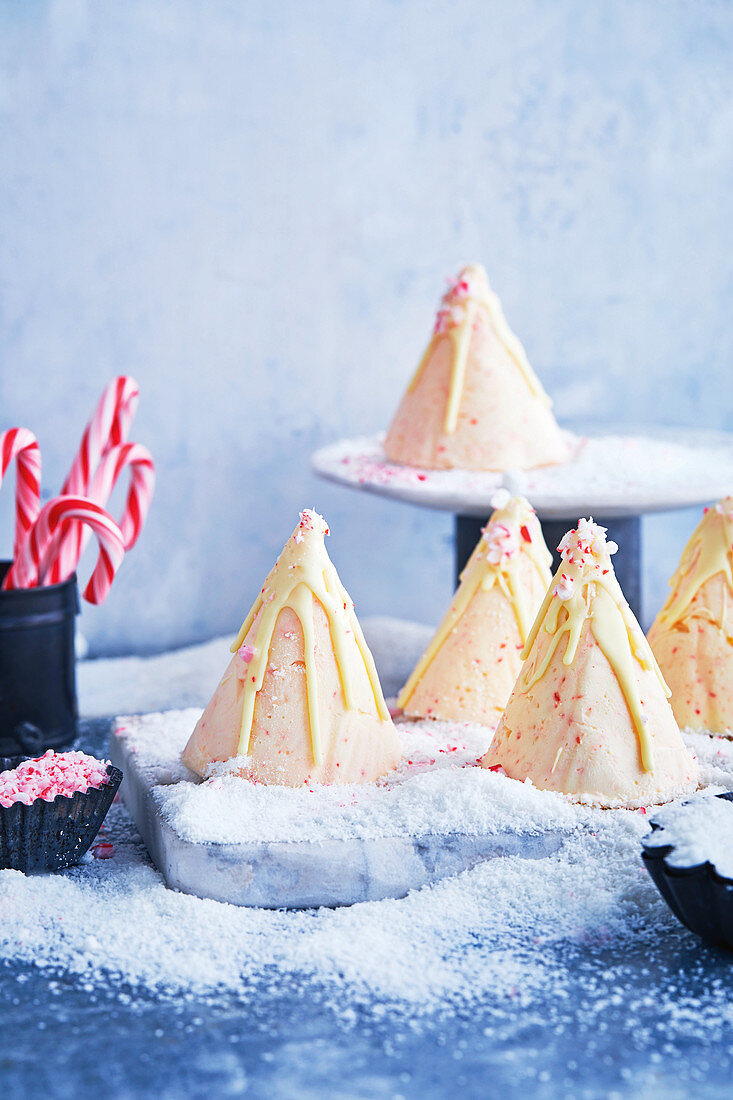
[109,709,572,909]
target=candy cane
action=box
[61,376,140,495]
[3,496,125,605]
[86,442,155,549]
[50,376,139,582]
[0,428,42,558]
[40,443,155,577]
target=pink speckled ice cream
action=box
[384,264,570,472]
[398,493,553,726]
[483,520,698,808]
[182,511,402,786]
[649,498,733,736]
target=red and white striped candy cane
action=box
[49,376,139,582]
[3,496,125,605]
[61,376,140,495]
[40,442,155,575]
[0,428,42,558]
[86,442,155,549]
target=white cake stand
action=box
[312,427,733,618]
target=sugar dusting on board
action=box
[0,776,731,1030]
[117,711,731,846]
[0,698,732,1026]
[127,708,584,845]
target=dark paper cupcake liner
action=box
[642,791,733,951]
[0,764,123,873]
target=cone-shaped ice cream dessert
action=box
[648,498,733,735]
[384,264,570,471]
[482,519,698,807]
[182,510,402,785]
[398,492,552,725]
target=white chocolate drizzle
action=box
[230,510,391,763]
[520,520,668,772]
[406,264,552,435]
[655,498,733,636]
[398,495,552,710]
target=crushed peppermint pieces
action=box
[91,841,115,859]
[0,750,110,809]
[297,509,329,539]
[433,267,486,335]
[557,518,618,564]
[554,572,576,601]
[483,519,519,565]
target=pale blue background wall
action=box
[1,0,732,655]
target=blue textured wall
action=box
[1,1,732,654]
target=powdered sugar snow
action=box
[1,714,732,1019]
[118,712,732,848]
[0,781,726,1024]
[3,619,733,1028]
[644,794,733,879]
[121,708,583,846]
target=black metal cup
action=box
[0,561,79,756]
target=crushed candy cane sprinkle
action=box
[553,573,576,601]
[481,489,528,565]
[483,520,519,565]
[553,519,617,599]
[433,268,487,335]
[293,508,329,544]
[0,750,110,808]
[557,517,618,564]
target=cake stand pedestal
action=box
[312,428,733,622]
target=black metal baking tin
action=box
[642,791,733,951]
[0,560,79,756]
[0,763,122,872]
